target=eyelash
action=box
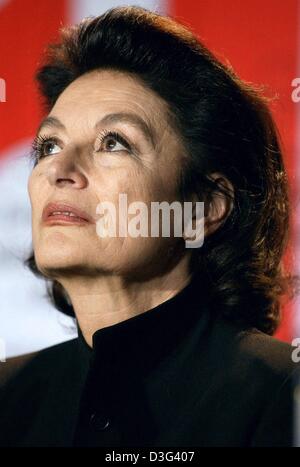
[30,130,133,164]
[30,134,56,164]
[95,129,132,153]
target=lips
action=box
[42,202,95,225]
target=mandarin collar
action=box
[76,274,207,378]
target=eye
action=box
[30,130,136,166]
[31,135,62,163]
[95,130,132,153]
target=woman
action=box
[0,6,299,447]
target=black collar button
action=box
[89,412,110,431]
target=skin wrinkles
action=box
[28,68,232,346]
[37,111,158,151]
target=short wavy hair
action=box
[26,5,299,335]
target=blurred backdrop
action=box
[0,0,299,357]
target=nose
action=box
[46,147,88,189]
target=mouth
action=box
[42,202,95,226]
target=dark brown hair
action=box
[26,5,299,334]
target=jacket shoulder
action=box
[212,318,299,384]
[236,330,300,447]
[237,327,298,378]
[0,338,78,393]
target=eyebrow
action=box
[37,112,156,148]
[36,116,66,135]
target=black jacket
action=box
[0,277,299,447]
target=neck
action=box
[57,257,192,347]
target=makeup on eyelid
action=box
[30,128,142,163]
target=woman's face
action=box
[28,69,188,281]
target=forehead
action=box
[50,69,170,129]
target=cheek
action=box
[116,161,177,197]
[91,164,180,242]
[92,167,180,248]
[28,168,46,200]
[28,174,41,219]
[27,173,35,203]
[28,171,50,242]
[91,164,148,205]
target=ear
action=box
[182,172,234,243]
[203,172,234,237]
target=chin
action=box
[35,258,76,278]
[38,227,88,245]
[34,244,87,272]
